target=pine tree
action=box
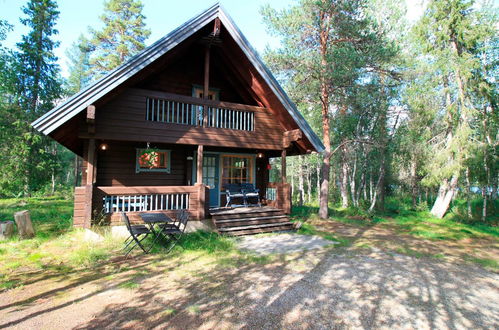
[16,0,62,116]
[65,34,92,94]
[89,0,150,78]
[262,0,398,217]
[0,0,63,196]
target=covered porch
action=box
[73,140,292,228]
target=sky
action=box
[0,0,425,77]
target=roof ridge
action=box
[32,3,325,153]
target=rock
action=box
[0,221,15,240]
[14,210,35,239]
[83,228,104,242]
[111,226,129,239]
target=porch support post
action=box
[281,149,287,183]
[86,138,96,185]
[197,145,204,184]
[82,138,96,228]
[195,145,205,220]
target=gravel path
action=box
[1,248,497,329]
[237,234,337,255]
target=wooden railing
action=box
[143,91,257,131]
[92,185,208,223]
[266,182,292,214]
[266,187,277,201]
[103,193,189,213]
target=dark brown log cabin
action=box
[32,4,324,228]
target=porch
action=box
[73,182,292,229]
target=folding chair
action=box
[158,210,189,253]
[121,212,152,256]
[241,183,261,207]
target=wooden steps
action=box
[210,207,294,236]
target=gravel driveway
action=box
[1,248,497,329]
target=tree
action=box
[412,0,496,218]
[65,34,92,94]
[0,0,63,196]
[15,0,62,115]
[262,0,398,217]
[89,0,150,78]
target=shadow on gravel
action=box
[75,250,497,329]
[1,240,497,329]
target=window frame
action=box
[220,154,254,191]
[135,148,171,173]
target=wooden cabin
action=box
[32,4,324,234]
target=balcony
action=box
[142,90,257,131]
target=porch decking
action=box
[210,207,294,236]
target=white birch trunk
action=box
[430,175,459,219]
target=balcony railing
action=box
[144,91,256,131]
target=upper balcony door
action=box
[192,86,219,100]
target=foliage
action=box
[65,34,92,94]
[262,0,402,217]
[264,0,497,222]
[0,0,69,197]
[88,0,150,78]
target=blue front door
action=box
[202,154,219,207]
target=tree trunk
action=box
[410,159,418,209]
[465,167,472,218]
[298,156,304,206]
[340,147,349,208]
[316,162,321,205]
[369,161,385,213]
[430,175,459,218]
[369,173,374,202]
[318,9,331,219]
[350,153,357,207]
[482,185,487,221]
[306,163,312,203]
[51,170,56,196]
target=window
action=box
[221,155,253,190]
[192,85,220,100]
[136,148,171,173]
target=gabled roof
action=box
[32,3,324,153]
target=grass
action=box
[292,201,498,241]
[1,195,497,292]
[295,221,350,247]
[291,200,499,270]
[0,196,74,240]
[0,197,280,292]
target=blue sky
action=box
[1,0,424,77]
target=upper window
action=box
[136,148,171,173]
[192,85,220,100]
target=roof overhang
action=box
[32,3,325,153]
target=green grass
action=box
[0,197,125,291]
[463,256,499,270]
[390,211,499,240]
[296,221,350,247]
[0,196,73,240]
[119,281,140,290]
[292,203,498,241]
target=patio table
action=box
[139,212,173,246]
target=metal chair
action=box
[121,212,152,256]
[224,183,245,207]
[241,183,261,207]
[158,210,189,252]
